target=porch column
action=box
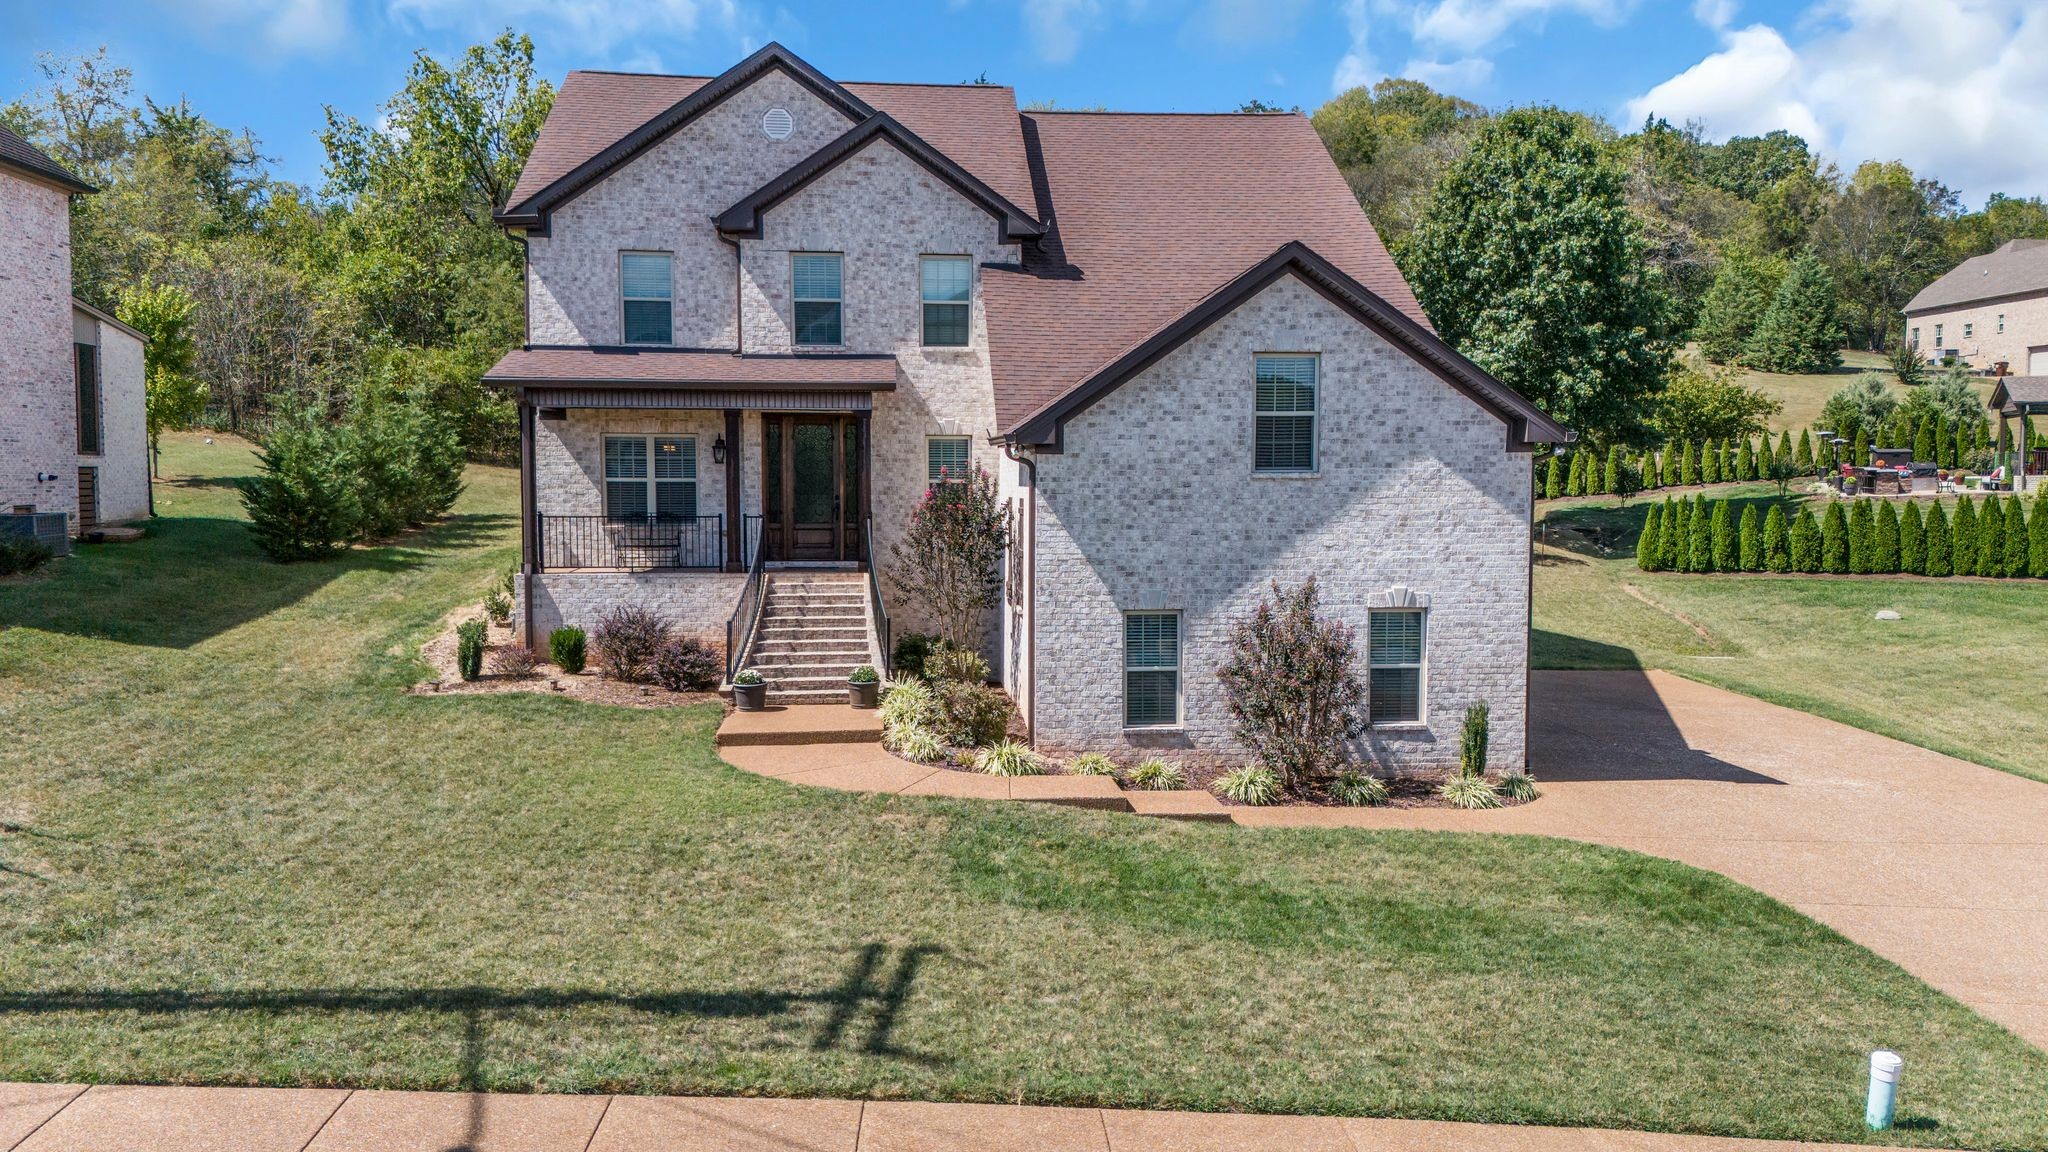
[517,399,537,643]
[724,408,743,571]
[859,411,873,558]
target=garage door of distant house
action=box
[2031,346,2048,376]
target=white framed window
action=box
[1368,609,1425,726]
[621,252,673,345]
[1964,322,1974,339]
[605,435,697,520]
[1998,314,2005,333]
[1935,323,1944,347]
[792,252,843,346]
[1124,612,1181,728]
[920,255,972,347]
[927,435,971,484]
[1254,354,1318,473]
[1910,327,1919,350]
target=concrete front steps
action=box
[738,572,879,705]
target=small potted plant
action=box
[848,664,880,708]
[732,669,767,711]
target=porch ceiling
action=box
[485,346,900,392]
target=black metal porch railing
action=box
[725,514,768,682]
[538,514,725,571]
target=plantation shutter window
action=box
[1124,612,1181,728]
[74,343,101,455]
[927,436,971,484]
[921,256,972,347]
[793,253,843,346]
[1368,610,1425,725]
[1254,354,1317,473]
[621,253,673,345]
[606,436,697,520]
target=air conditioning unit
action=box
[0,512,71,556]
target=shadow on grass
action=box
[1542,491,1804,561]
[0,512,512,649]
[1531,668,1785,785]
[0,941,943,1148]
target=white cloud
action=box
[1021,0,1101,62]
[385,0,746,57]
[1625,0,2048,199]
[1691,0,1736,30]
[1331,0,1378,91]
[1409,0,1632,53]
[1401,55,1493,89]
[179,0,352,55]
[1191,0,1312,44]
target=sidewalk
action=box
[1,1083,1898,1152]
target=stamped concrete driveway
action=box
[1237,670,2048,1048]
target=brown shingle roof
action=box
[982,111,1429,433]
[0,123,91,193]
[1989,375,2048,414]
[484,347,899,390]
[1904,239,2048,314]
[505,63,1035,220]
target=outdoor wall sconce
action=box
[712,435,728,465]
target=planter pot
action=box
[849,679,880,708]
[733,681,768,711]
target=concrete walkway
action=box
[1238,671,2048,1049]
[0,1083,1898,1151]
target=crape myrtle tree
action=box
[1217,576,1367,793]
[1406,106,1676,446]
[891,466,1010,658]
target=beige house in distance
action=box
[1904,238,2048,375]
[488,44,1568,773]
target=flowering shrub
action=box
[1216,576,1366,794]
[592,606,669,682]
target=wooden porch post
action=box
[518,399,537,643]
[724,408,742,571]
[859,411,873,561]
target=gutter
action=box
[996,435,1037,746]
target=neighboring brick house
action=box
[0,124,150,541]
[1904,238,2048,375]
[490,44,1567,773]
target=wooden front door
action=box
[763,415,864,561]
[76,467,98,532]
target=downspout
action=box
[720,233,744,353]
[998,436,1037,746]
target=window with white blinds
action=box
[1368,610,1425,725]
[605,435,697,520]
[1124,612,1181,728]
[621,252,672,344]
[921,255,971,346]
[927,436,971,483]
[793,253,843,346]
[1255,354,1317,472]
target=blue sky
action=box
[6,0,2045,203]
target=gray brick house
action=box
[490,44,1567,772]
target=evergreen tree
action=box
[1913,418,1935,464]
[1973,417,1989,455]
[1940,417,1958,468]
[1777,430,1794,472]
[1696,257,1777,363]
[1720,439,1735,481]
[1688,494,1713,572]
[1852,425,1870,469]
[1603,444,1621,496]
[1976,494,2004,577]
[1922,500,1952,576]
[1659,495,1684,571]
[1738,438,1757,481]
[238,409,364,562]
[1565,451,1583,497]
[1682,440,1700,485]
[1662,447,1681,487]
[1637,503,1662,571]
[1899,500,1925,574]
[1702,438,1722,485]
[1742,252,1844,374]
[1641,451,1660,491]
[1544,453,1564,499]
[1873,500,1901,573]
[1791,507,1823,572]
[2003,491,2028,577]
[1763,505,1791,572]
[1738,504,1762,571]
[2032,491,2048,578]
[1758,435,1776,477]
[1847,498,1875,573]
[1820,501,1850,573]
[1795,430,1814,472]
[1951,495,1978,575]
[1711,499,1738,571]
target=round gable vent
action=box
[762,107,794,140]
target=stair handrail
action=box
[725,515,768,683]
[863,516,891,676]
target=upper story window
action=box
[1997,314,2005,333]
[1964,322,1974,339]
[793,253,843,346]
[1368,609,1426,726]
[921,256,972,347]
[1254,354,1317,473]
[621,252,673,345]
[1910,327,1919,349]
[928,435,971,484]
[1935,323,1944,346]
[74,343,100,455]
[605,435,697,521]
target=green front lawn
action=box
[4,436,2047,1148]
[1535,485,2048,783]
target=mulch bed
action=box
[412,613,724,711]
